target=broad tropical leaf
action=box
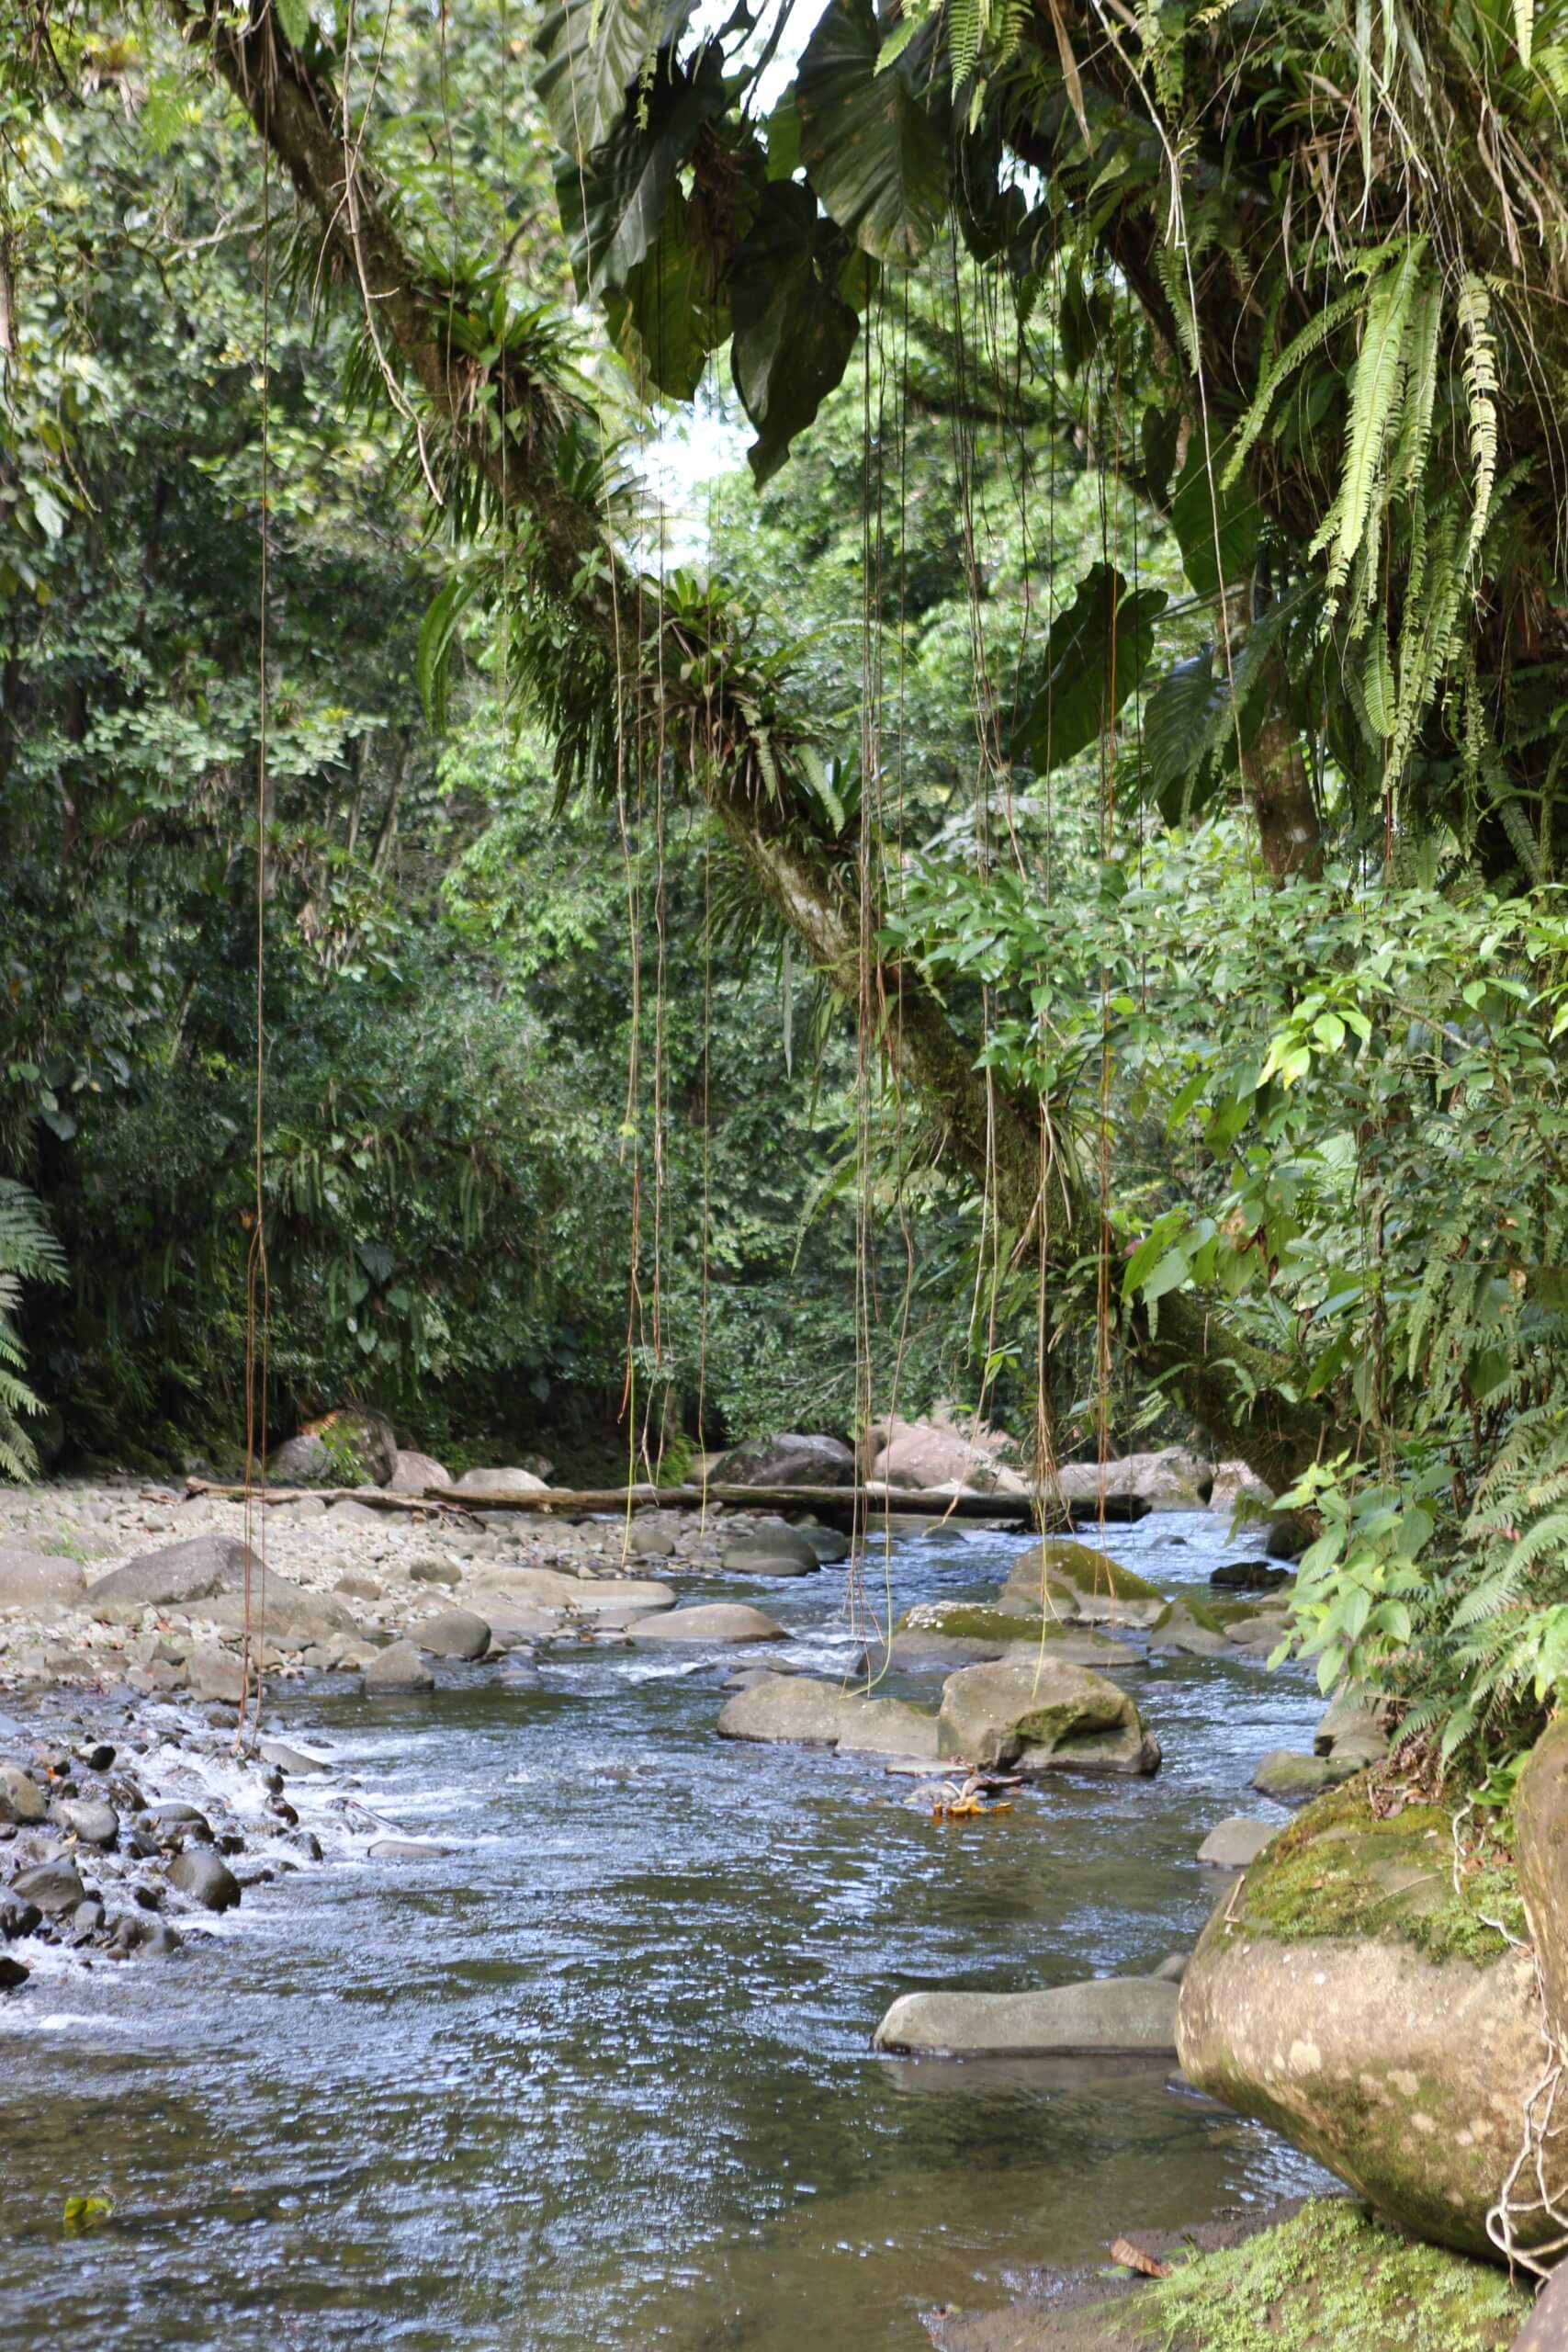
[535,0,692,161]
[1143,647,1229,822]
[608,191,728,401]
[1012,563,1167,773]
[555,48,728,299]
[796,0,951,266]
[1169,428,1260,598]
[729,184,860,483]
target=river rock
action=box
[879,1603,1139,1675]
[1000,1540,1165,1628]
[51,1797,118,1848]
[625,1512,686,1559]
[12,1860,85,1916]
[1197,1816,1276,1870]
[1252,1748,1360,1804]
[386,1448,451,1493]
[1210,1556,1292,1591]
[719,1525,820,1577]
[186,1647,245,1703]
[202,1578,355,1643]
[89,1531,259,1611]
[0,1764,47,1823]
[269,1408,397,1486]
[715,1674,938,1758]
[1510,2263,1568,2351]
[364,1639,434,1692]
[868,1414,1025,1497]
[937,1658,1159,1776]
[1209,1458,1277,1513]
[1177,1781,1562,2256]
[792,1520,850,1565]
[1147,1599,1233,1657]
[258,1741,329,1775]
[408,1558,462,1589]
[874,1977,1179,2056]
[629,1603,786,1645]
[0,1548,87,1609]
[367,1838,457,1860]
[715,1433,855,1487]
[328,1498,385,1529]
[1055,1448,1213,1513]
[417,1608,491,1661]
[1515,1716,1568,2049]
[167,1849,242,1912]
[334,1571,384,1603]
[453,1465,548,1495]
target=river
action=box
[0,1510,1331,2349]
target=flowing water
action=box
[0,1511,1333,2350]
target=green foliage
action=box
[0,1182,65,1480]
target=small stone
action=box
[1153,1951,1190,1983]
[1197,1816,1277,1870]
[0,1897,41,1938]
[363,1639,434,1693]
[408,1558,461,1589]
[167,1849,242,1912]
[72,1898,106,1935]
[51,1797,119,1849]
[417,1608,491,1661]
[333,1571,384,1602]
[0,1955,28,1991]
[186,1647,245,1703]
[12,1860,85,1916]
[0,1765,47,1825]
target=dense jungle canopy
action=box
[6,0,1568,1770]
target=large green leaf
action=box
[1169,428,1260,597]
[608,190,727,402]
[729,184,860,484]
[535,0,691,161]
[796,0,951,266]
[1012,563,1167,772]
[555,47,727,300]
[1142,646,1229,824]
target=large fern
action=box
[0,1181,65,1482]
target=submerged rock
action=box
[874,1976,1179,2056]
[936,1658,1160,1777]
[1178,1779,1559,2256]
[884,1602,1139,1674]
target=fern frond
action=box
[1318,241,1425,603]
[1456,273,1499,573]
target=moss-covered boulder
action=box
[1148,1597,1232,1656]
[937,1657,1160,1775]
[1252,1747,1364,1804]
[1177,1779,1558,2256]
[1001,1540,1165,1628]
[930,2198,1529,2352]
[884,1601,1140,1674]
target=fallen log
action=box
[182,1476,1051,1523]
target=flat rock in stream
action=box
[716,1673,938,1758]
[874,1604,1139,1675]
[874,1977,1179,2056]
[629,1603,786,1645]
[470,1567,674,1627]
[937,1658,1160,1778]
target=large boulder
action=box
[1514,1716,1568,2049]
[1177,1778,1561,2256]
[386,1449,451,1494]
[199,1576,355,1645]
[716,1673,938,1758]
[364,1639,434,1693]
[0,1547,87,1610]
[1209,1457,1277,1513]
[1055,1448,1214,1514]
[719,1524,820,1577]
[1000,1539,1165,1628]
[714,1433,855,1487]
[628,1603,786,1645]
[268,1408,397,1486]
[874,1976,1179,2056]
[868,1413,1025,1497]
[89,1532,259,1611]
[937,1658,1159,1776]
[453,1465,548,1496]
[417,1608,491,1661]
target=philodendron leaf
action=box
[1169,427,1260,597]
[1013,563,1167,772]
[796,0,951,266]
[608,190,728,402]
[535,0,693,161]
[556,47,728,300]
[1143,645,1230,823]
[730,184,860,483]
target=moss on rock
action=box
[1240,1779,1526,1966]
[1007,1539,1163,1602]
[1124,2198,1528,2352]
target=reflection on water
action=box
[0,1512,1332,2349]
